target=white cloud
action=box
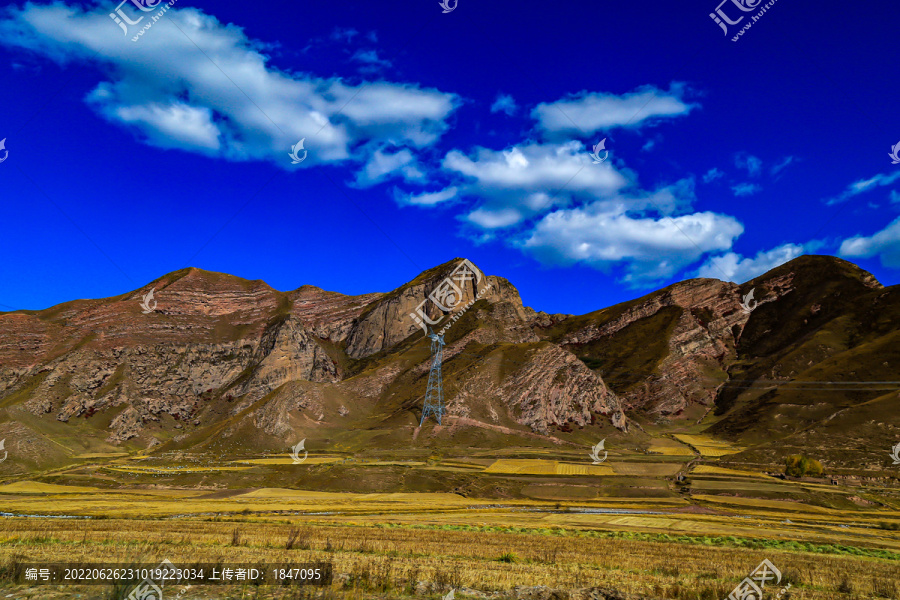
[394,186,458,206]
[732,183,762,197]
[111,102,221,151]
[438,138,735,282]
[531,83,695,138]
[0,4,458,169]
[697,243,804,283]
[734,153,762,177]
[826,170,900,205]
[839,217,900,268]
[351,49,392,72]
[469,207,524,229]
[353,148,424,187]
[703,168,724,183]
[442,141,631,229]
[330,27,359,43]
[891,189,900,204]
[771,155,795,176]
[642,139,656,152]
[523,205,743,284]
[490,93,517,116]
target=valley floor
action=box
[1,485,899,599]
[1,439,900,599]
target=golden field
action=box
[1,443,899,600]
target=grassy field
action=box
[671,435,743,458]
[0,500,899,600]
[1,443,899,600]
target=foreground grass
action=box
[0,518,898,599]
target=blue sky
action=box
[1,0,899,315]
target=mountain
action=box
[0,255,897,473]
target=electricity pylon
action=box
[419,330,446,426]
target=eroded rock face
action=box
[289,285,383,343]
[553,278,798,416]
[0,256,880,451]
[236,315,339,404]
[344,259,529,359]
[498,345,624,433]
[0,269,344,444]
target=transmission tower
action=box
[419,331,446,426]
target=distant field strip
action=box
[673,434,743,457]
[104,466,252,473]
[647,439,695,456]
[233,457,344,465]
[693,494,837,514]
[0,481,99,494]
[691,465,773,478]
[611,463,682,476]
[484,459,614,475]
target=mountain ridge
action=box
[0,254,897,474]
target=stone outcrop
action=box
[344,258,529,358]
[497,345,624,433]
[0,255,887,453]
[552,278,789,415]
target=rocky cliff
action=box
[0,255,895,465]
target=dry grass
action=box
[611,463,682,476]
[673,434,743,457]
[691,465,771,477]
[647,439,696,456]
[0,481,99,494]
[233,457,345,466]
[483,459,613,475]
[104,466,252,473]
[692,494,838,513]
[0,518,898,600]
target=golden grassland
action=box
[482,460,614,476]
[690,495,843,514]
[234,458,346,466]
[610,463,682,477]
[2,436,900,599]
[0,482,100,494]
[690,466,772,478]
[646,439,696,457]
[671,435,744,458]
[104,466,254,473]
[0,511,899,600]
